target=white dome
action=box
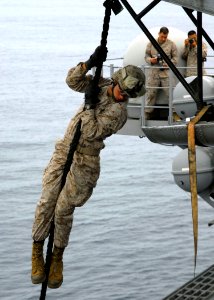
[172,147,214,193]
[173,75,214,118]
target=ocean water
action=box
[1,1,214,299]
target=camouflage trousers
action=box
[32,138,100,248]
[145,74,169,113]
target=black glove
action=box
[85,45,108,70]
[84,81,100,109]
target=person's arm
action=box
[80,102,127,141]
[171,42,178,65]
[66,46,108,93]
[145,42,156,64]
[182,39,190,60]
[202,42,208,59]
[66,63,92,93]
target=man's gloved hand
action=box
[85,45,108,70]
[84,81,100,109]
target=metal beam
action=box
[197,11,203,110]
[137,0,161,20]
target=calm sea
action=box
[1,1,214,299]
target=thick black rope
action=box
[93,2,111,87]
[60,122,82,190]
[39,121,81,299]
[39,1,112,299]
[39,222,54,300]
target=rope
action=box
[39,1,112,298]
[93,1,111,87]
[39,123,82,299]
[60,122,82,190]
[187,105,210,275]
[39,221,54,300]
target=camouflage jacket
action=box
[65,63,128,155]
[145,38,178,78]
[182,42,207,77]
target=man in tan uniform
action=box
[144,27,178,119]
[31,46,146,289]
[182,30,207,77]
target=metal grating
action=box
[163,265,214,300]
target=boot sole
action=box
[31,274,46,284]
[48,279,63,289]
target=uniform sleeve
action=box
[65,63,92,93]
[66,63,112,93]
[182,46,189,60]
[186,43,207,59]
[171,42,178,65]
[80,103,127,141]
[202,42,208,59]
[191,47,197,56]
[145,42,152,64]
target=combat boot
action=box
[31,240,46,284]
[48,246,64,289]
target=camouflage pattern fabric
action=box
[32,63,128,248]
[182,42,207,77]
[144,39,178,113]
[111,65,146,97]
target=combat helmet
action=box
[112,65,146,98]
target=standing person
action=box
[31,46,146,289]
[144,26,178,119]
[182,30,208,77]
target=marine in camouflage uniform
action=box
[31,63,126,249]
[182,30,207,77]
[31,46,146,289]
[144,27,178,116]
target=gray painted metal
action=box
[142,122,214,146]
[163,0,214,16]
[163,264,214,299]
[117,118,145,136]
[173,76,214,119]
